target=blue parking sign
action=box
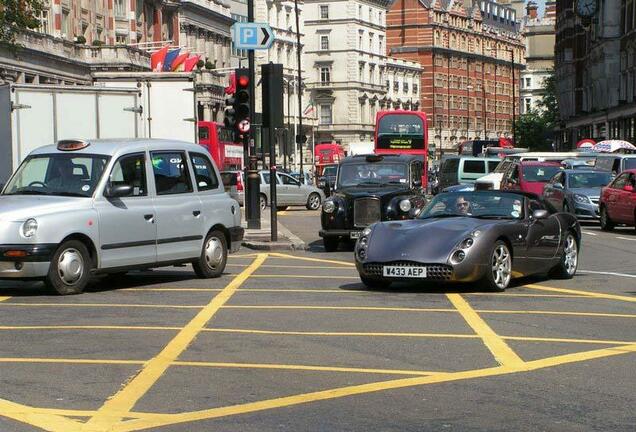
[232,23,275,50]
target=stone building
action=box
[519,0,555,115]
[386,0,525,157]
[302,0,422,153]
[554,0,636,149]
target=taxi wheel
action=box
[45,240,91,295]
[193,230,227,278]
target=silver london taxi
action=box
[0,139,244,295]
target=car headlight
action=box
[471,230,482,237]
[323,200,336,213]
[574,194,590,204]
[460,238,474,249]
[22,218,38,237]
[362,227,373,237]
[450,250,466,264]
[399,199,412,212]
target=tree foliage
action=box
[0,0,45,48]
[514,69,559,151]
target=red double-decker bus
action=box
[197,121,243,170]
[374,110,428,187]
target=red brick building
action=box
[387,0,525,156]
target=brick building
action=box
[386,0,525,157]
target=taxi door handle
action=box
[193,210,201,217]
[144,214,154,221]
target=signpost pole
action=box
[294,0,304,177]
[245,0,260,229]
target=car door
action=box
[150,151,204,262]
[189,151,227,235]
[605,173,629,222]
[616,172,636,222]
[279,173,304,204]
[94,152,157,269]
[525,198,560,262]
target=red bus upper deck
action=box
[197,121,243,171]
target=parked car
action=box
[599,169,636,231]
[320,154,427,252]
[291,171,314,186]
[500,161,562,195]
[0,139,244,295]
[260,171,325,211]
[317,164,338,196]
[594,154,636,176]
[438,156,501,191]
[543,169,613,219]
[355,191,581,291]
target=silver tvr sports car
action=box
[355,191,581,291]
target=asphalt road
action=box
[0,208,634,432]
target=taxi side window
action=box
[151,152,193,195]
[190,153,219,191]
[109,153,147,197]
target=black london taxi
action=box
[319,154,427,251]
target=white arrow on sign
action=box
[232,23,275,50]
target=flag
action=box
[150,45,169,71]
[171,51,190,71]
[303,103,315,116]
[183,55,201,72]
[162,48,181,72]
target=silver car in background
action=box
[0,139,243,295]
[543,169,614,220]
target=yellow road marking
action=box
[0,358,145,365]
[447,294,525,367]
[250,274,359,279]
[0,297,10,302]
[204,328,478,339]
[223,305,457,313]
[0,397,83,432]
[0,302,203,309]
[501,336,636,345]
[228,253,261,259]
[83,254,267,431]
[0,325,180,331]
[114,344,636,432]
[232,264,357,270]
[268,252,355,267]
[121,288,222,292]
[477,309,636,319]
[525,284,636,303]
[277,211,288,215]
[466,293,591,299]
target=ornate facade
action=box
[387,0,525,156]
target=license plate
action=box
[383,266,427,278]
[350,231,361,239]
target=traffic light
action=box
[233,68,251,138]
[223,72,237,134]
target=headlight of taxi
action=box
[323,200,336,213]
[574,194,590,204]
[399,199,412,212]
[21,218,38,237]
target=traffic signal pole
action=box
[293,0,304,177]
[245,0,260,229]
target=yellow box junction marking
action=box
[525,283,636,303]
[447,294,525,367]
[82,253,267,431]
[0,296,10,302]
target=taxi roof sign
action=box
[57,139,90,151]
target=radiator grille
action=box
[354,198,381,227]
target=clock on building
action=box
[575,0,597,18]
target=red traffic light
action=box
[238,75,249,87]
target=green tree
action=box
[0,0,45,49]
[514,110,553,151]
[537,70,559,126]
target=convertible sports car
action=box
[355,191,581,291]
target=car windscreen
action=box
[624,158,636,170]
[3,154,110,197]
[523,165,561,182]
[337,162,408,188]
[418,192,525,220]
[322,165,337,176]
[567,172,613,189]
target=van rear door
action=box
[459,159,487,183]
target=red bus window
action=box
[198,127,210,141]
[376,114,425,151]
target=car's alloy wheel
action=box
[600,206,614,231]
[45,240,91,295]
[307,193,321,210]
[490,242,511,291]
[193,230,227,278]
[563,233,578,276]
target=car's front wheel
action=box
[306,192,321,210]
[600,206,614,231]
[483,240,512,292]
[193,230,227,278]
[550,232,578,279]
[361,276,391,289]
[45,240,92,295]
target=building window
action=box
[320,104,332,124]
[393,81,399,92]
[114,0,126,19]
[413,83,418,94]
[62,10,69,37]
[358,30,363,49]
[320,35,329,50]
[320,5,329,19]
[116,34,128,44]
[359,63,364,81]
[379,35,384,54]
[358,5,362,18]
[136,0,144,20]
[320,67,330,83]
[385,80,390,89]
[404,82,409,93]
[525,77,531,88]
[524,98,532,113]
[36,9,50,34]
[368,33,373,51]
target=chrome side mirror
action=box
[532,209,549,220]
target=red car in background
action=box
[501,161,562,196]
[599,169,636,231]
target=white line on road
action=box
[582,231,598,236]
[579,270,636,279]
[616,236,636,242]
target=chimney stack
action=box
[526,0,538,19]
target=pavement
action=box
[0,213,634,432]
[241,208,307,251]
